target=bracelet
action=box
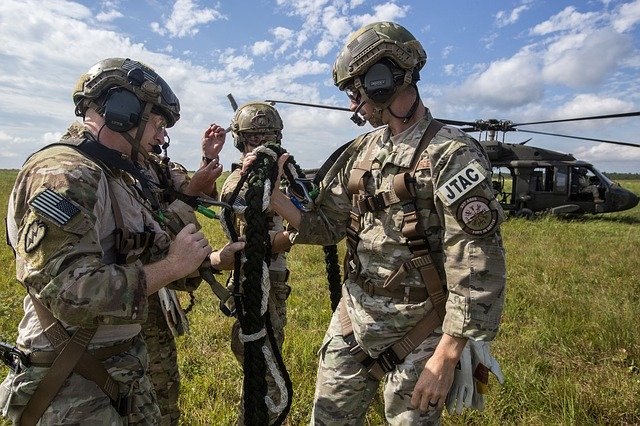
[202,156,214,165]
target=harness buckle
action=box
[375,347,402,374]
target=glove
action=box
[445,341,473,414]
[468,339,504,410]
[158,288,190,336]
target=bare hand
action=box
[210,241,246,270]
[411,334,466,412]
[166,223,212,276]
[185,157,222,196]
[202,123,226,159]
[241,152,258,175]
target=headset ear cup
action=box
[363,61,397,104]
[103,88,142,132]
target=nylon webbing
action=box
[21,296,122,425]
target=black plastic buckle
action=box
[114,394,133,416]
[401,200,417,213]
[376,347,402,374]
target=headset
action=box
[103,88,142,132]
[361,58,421,104]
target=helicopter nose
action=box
[611,187,639,212]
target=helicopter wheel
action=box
[514,208,534,219]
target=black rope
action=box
[323,245,342,312]
[221,142,293,425]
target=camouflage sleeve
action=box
[11,147,148,327]
[288,138,368,246]
[168,160,191,193]
[429,128,507,341]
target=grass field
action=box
[0,170,638,425]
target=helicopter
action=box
[442,113,640,217]
[265,99,640,218]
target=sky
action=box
[1,0,640,173]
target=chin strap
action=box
[121,102,154,162]
[387,83,420,123]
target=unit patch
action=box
[24,220,48,253]
[29,188,81,226]
[456,196,498,236]
[435,162,484,206]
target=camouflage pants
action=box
[0,335,161,425]
[311,308,444,425]
[231,273,291,425]
[141,294,180,426]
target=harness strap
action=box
[338,299,441,381]
[21,296,127,425]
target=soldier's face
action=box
[140,113,167,153]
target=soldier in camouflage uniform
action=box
[0,58,241,425]
[265,22,507,424]
[215,102,293,424]
[139,124,224,426]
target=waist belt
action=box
[28,339,133,367]
[349,274,428,304]
[269,269,290,283]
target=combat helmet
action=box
[231,102,283,152]
[333,22,426,127]
[73,57,180,128]
[333,21,426,90]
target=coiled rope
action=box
[221,142,292,426]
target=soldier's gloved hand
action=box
[468,339,504,410]
[445,342,473,414]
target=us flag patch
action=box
[29,189,81,226]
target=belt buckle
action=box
[363,279,375,296]
[376,347,402,374]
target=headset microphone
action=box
[152,145,162,155]
[350,101,367,126]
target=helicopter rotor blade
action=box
[515,129,640,148]
[513,111,640,127]
[265,99,351,112]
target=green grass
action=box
[1,172,639,425]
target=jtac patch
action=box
[24,220,47,253]
[456,196,498,236]
[29,188,81,226]
[435,162,484,206]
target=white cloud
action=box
[96,9,123,22]
[612,0,640,32]
[542,29,633,87]
[151,0,226,38]
[442,46,453,59]
[252,40,273,56]
[495,4,530,28]
[530,6,599,35]
[452,52,544,109]
[352,2,410,27]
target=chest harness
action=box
[339,119,449,380]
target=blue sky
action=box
[1,0,639,172]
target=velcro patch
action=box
[456,196,498,236]
[24,220,47,253]
[29,189,81,226]
[435,162,484,206]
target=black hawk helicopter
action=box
[266,99,640,218]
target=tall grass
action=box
[0,171,638,425]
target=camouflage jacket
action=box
[220,163,288,272]
[140,153,202,292]
[7,144,190,350]
[290,111,506,357]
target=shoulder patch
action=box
[456,196,498,236]
[24,220,48,252]
[29,188,81,226]
[435,162,484,206]
[416,158,430,171]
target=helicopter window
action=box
[554,168,567,192]
[570,166,602,202]
[531,167,554,192]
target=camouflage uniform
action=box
[0,143,197,425]
[289,111,507,425]
[138,154,202,426]
[221,164,291,425]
